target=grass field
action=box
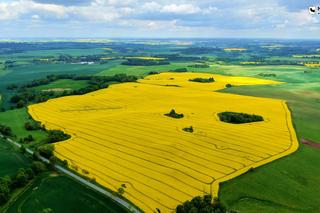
[33,79,89,92]
[97,62,192,77]
[4,173,128,213]
[0,139,31,177]
[28,72,298,212]
[219,82,320,212]
[0,109,47,147]
[7,48,106,58]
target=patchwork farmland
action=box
[28,72,299,212]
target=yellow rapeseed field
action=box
[28,72,298,213]
[125,56,167,60]
[304,63,320,67]
[224,48,246,51]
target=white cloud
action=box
[161,4,201,14]
[31,14,40,19]
[0,0,319,38]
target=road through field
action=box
[0,135,141,213]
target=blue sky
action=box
[0,0,319,38]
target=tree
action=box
[164,109,184,119]
[38,144,54,158]
[0,124,12,136]
[47,130,71,143]
[176,195,228,213]
[0,177,10,204]
[15,168,28,187]
[25,121,41,131]
[31,161,47,174]
[20,145,26,154]
[16,100,26,108]
[25,168,35,179]
[189,77,215,83]
[218,111,264,124]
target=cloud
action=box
[0,0,319,38]
[33,0,91,6]
[161,4,201,14]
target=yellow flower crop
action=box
[224,48,246,51]
[28,72,298,213]
[125,56,167,60]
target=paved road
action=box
[2,136,141,213]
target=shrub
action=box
[183,126,194,133]
[218,111,264,124]
[225,83,232,88]
[164,109,184,119]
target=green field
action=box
[33,79,89,92]
[219,80,320,212]
[5,48,107,58]
[0,139,31,177]
[4,173,128,213]
[97,62,192,77]
[0,109,47,147]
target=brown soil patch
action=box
[301,138,320,149]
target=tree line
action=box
[0,160,47,205]
[7,73,137,109]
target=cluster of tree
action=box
[21,74,75,88]
[19,135,34,143]
[225,84,232,88]
[47,130,71,143]
[38,144,54,159]
[3,60,15,69]
[7,84,18,90]
[258,73,277,77]
[24,121,42,131]
[182,126,194,133]
[9,74,137,109]
[55,54,103,63]
[176,195,232,213]
[122,59,170,66]
[165,109,184,119]
[0,124,12,136]
[189,77,215,83]
[148,71,159,75]
[218,111,264,124]
[170,68,188,72]
[188,64,210,68]
[0,161,47,205]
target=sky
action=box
[0,0,320,39]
